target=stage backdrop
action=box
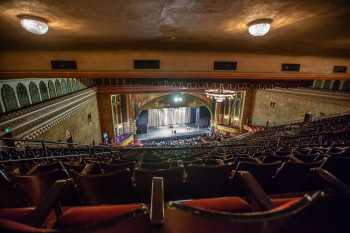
[148,107,192,127]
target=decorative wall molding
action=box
[0,70,349,80]
[265,88,350,103]
[0,88,97,139]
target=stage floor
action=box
[136,125,210,141]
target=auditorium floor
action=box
[136,125,210,141]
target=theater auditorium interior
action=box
[0,0,350,232]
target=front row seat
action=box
[164,171,323,233]
[0,178,154,233]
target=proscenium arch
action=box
[141,93,212,115]
[137,93,213,125]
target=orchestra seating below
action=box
[0,114,350,232]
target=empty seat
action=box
[73,169,133,205]
[0,203,153,233]
[0,179,71,229]
[186,164,232,198]
[63,161,85,173]
[234,161,282,192]
[102,161,136,173]
[26,162,63,175]
[56,204,152,233]
[135,167,184,202]
[322,156,350,185]
[0,169,27,208]
[13,169,69,206]
[164,193,321,233]
[273,159,325,193]
[141,161,174,170]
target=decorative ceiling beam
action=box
[0,71,348,80]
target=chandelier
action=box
[205,89,236,102]
[18,15,49,35]
[247,19,272,37]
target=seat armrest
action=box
[29,179,72,227]
[150,177,164,227]
[237,171,273,211]
[312,168,350,195]
[288,154,303,163]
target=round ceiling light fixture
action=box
[247,18,272,37]
[17,14,49,35]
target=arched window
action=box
[48,80,56,98]
[343,80,350,91]
[234,100,241,117]
[61,79,67,94]
[67,79,72,93]
[323,80,331,89]
[72,79,77,91]
[55,79,62,96]
[1,84,18,112]
[16,83,30,108]
[29,82,41,104]
[78,80,84,90]
[314,80,322,89]
[39,81,49,101]
[332,80,341,91]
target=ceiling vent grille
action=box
[214,61,237,70]
[134,60,160,69]
[333,66,347,73]
[51,60,77,70]
[281,63,300,72]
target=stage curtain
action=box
[148,107,192,127]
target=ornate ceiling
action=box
[0,0,350,57]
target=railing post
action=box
[42,141,48,157]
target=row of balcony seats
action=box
[1,144,349,208]
[241,115,350,147]
[0,169,350,233]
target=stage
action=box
[136,125,210,141]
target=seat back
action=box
[30,179,71,227]
[63,162,85,173]
[274,159,325,193]
[0,169,27,208]
[13,169,68,206]
[102,161,136,173]
[135,167,184,202]
[236,161,282,189]
[73,169,132,205]
[27,162,63,175]
[141,161,173,170]
[322,156,350,185]
[164,192,322,233]
[57,204,152,233]
[186,165,231,198]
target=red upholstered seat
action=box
[271,197,303,211]
[182,196,303,213]
[183,197,252,213]
[0,208,35,223]
[0,207,57,227]
[0,218,55,233]
[59,203,143,228]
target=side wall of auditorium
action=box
[37,95,102,144]
[251,89,350,126]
